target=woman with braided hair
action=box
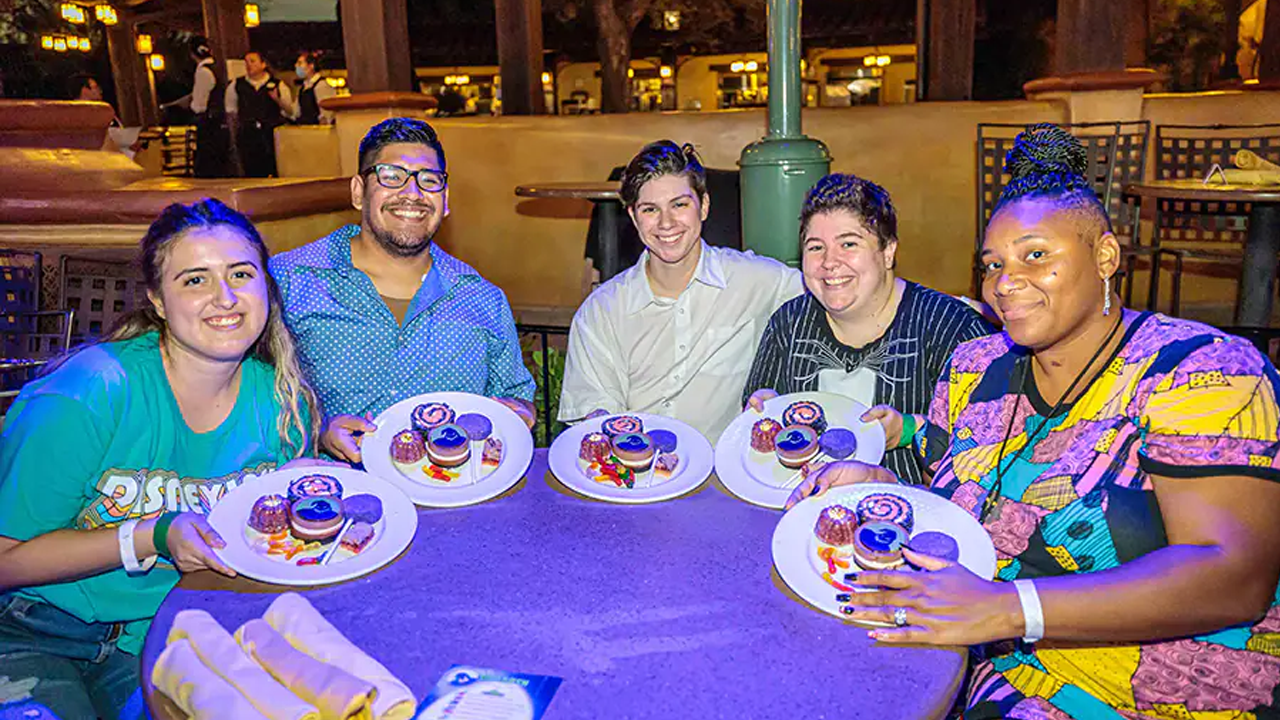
[789,124,1280,719]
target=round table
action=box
[1125,180,1280,326]
[515,182,625,282]
[142,450,966,720]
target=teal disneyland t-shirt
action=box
[0,332,298,654]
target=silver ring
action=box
[893,607,908,627]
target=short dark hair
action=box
[358,117,447,175]
[297,51,321,70]
[68,74,96,99]
[992,123,1112,235]
[188,36,212,60]
[799,173,898,249]
[619,140,707,209]
[244,49,265,63]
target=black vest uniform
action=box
[193,63,229,178]
[235,74,284,177]
[296,79,321,125]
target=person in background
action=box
[742,173,992,484]
[69,74,102,102]
[790,124,1280,720]
[558,140,803,442]
[291,51,335,125]
[270,118,536,462]
[163,36,230,178]
[226,50,292,178]
[0,199,321,720]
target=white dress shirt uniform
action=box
[559,242,803,442]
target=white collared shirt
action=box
[559,242,803,442]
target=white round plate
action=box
[549,413,713,504]
[207,466,418,587]
[772,483,996,622]
[715,392,886,509]
[363,392,534,508]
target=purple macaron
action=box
[455,413,493,441]
[648,429,678,454]
[818,428,857,460]
[343,494,384,524]
[907,531,960,564]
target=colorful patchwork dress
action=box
[921,312,1280,719]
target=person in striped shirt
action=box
[743,173,993,484]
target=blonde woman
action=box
[0,199,320,719]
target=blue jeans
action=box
[0,594,143,720]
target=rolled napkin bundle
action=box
[1234,149,1280,173]
[236,618,377,720]
[1209,168,1280,185]
[152,639,271,720]
[166,609,320,720]
[264,593,417,720]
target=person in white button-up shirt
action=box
[558,140,803,442]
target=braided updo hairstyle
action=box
[992,123,1113,236]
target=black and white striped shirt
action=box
[742,281,994,484]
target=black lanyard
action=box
[979,312,1126,523]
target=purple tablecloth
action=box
[142,450,965,719]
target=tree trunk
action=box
[593,0,633,113]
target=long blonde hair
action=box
[107,199,320,457]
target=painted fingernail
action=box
[867,630,880,639]
[840,605,855,615]
[836,593,852,603]
[843,572,858,583]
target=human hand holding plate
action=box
[784,460,900,509]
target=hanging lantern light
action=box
[96,5,118,25]
[41,35,55,50]
[149,54,165,71]
[136,33,152,54]
[79,37,91,52]
[54,36,68,52]
[61,4,86,23]
[730,60,745,73]
[67,36,80,50]
[541,71,552,85]
[244,3,260,27]
[659,66,672,78]
[745,60,759,72]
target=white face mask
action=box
[295,65,309,80]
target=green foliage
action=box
[522,336,568,447]
[1149,0,1229,91]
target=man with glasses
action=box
[270,118,535,462]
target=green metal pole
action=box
[738,0,832,266]
[767,0,801,139]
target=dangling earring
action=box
[1102,277,1112,316]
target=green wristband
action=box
[152,512,180,558]
[898,414,918,449]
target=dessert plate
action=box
[772,483,996,623]
[548,413,713,504]
[208,466,418,587]
[364,392,534,507]
[715,391,886,509]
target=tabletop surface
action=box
[514,181,621,201]
[1125,179,1280,203]
[142,451,965,720]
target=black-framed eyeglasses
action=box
[363,163,448,193]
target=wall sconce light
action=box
[744,60,759,72]
[136,34,152,54]
[541,71,552,85]
[876,55,891,67]
[730,60,745,73]
[659,65,672,78]
[627,68,635,79]
[61,3,86,23]
[245,4,260,27]
[456,74,470,85]
[149,53,165,71]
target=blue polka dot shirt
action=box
[270,225,536,419]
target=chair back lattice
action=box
[1153,123,1280,245]
[975,121,1150,294]
[59,256,146,343]
[1,250,45,359]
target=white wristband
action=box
[1013,579,1045,643]
[117,519,157,576]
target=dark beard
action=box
[364,206,434,257]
